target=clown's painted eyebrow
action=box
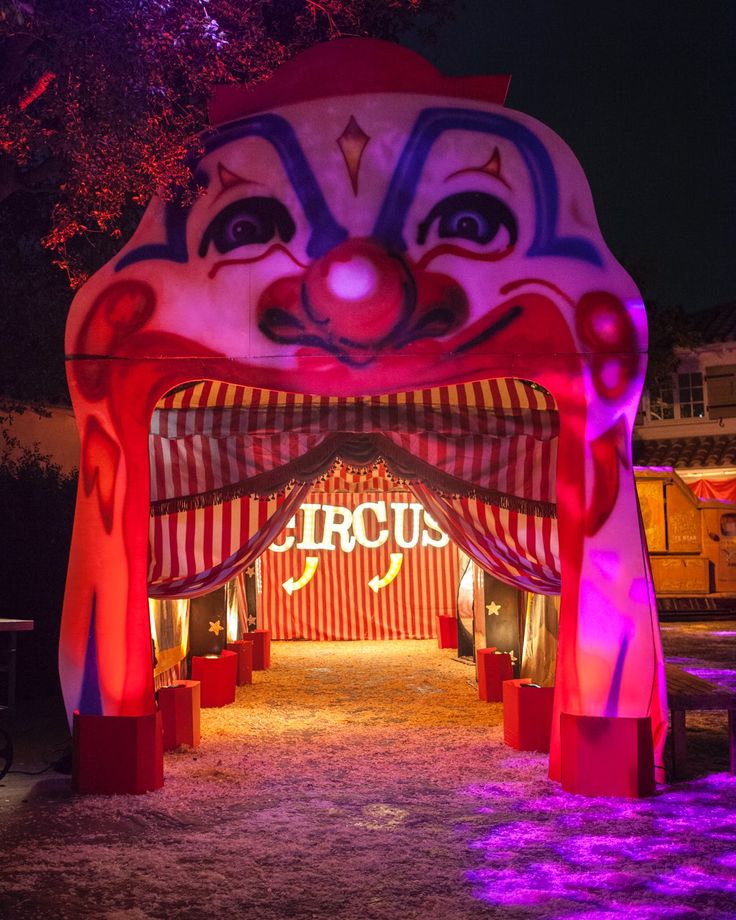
[444,148,512,190]
[372,107,602,267]
[116,112,347,270]
[210,163,265,205]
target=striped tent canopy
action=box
[147,378,560,598]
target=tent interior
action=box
[146,377,562,688]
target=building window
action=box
[648,384,675,421]
[638,371,706,425]
[677,372,705,418]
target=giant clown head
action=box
[62,39,667,788]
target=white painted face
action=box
[68,88,645,426]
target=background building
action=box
[634,302,736,501]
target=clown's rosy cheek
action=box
[74,281,156,400]
[575,291,639,401]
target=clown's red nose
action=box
[303,239,409,344]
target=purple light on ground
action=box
[710,631,736,637]
[462,774,736,914]
[685,668,736,691]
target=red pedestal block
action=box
[158,680,201,750]
[436,615,458,650]
[503,679,555,752]
[560,713,656,798]
[226,640,254,685]
[476,647,513,702]
[191,650,238,707]
[72,710,164,795]
[248,629,271,670]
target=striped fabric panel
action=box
[150,379,558,505]
[147,484,313,598]
[156,378,556,412]
[409,485,560,594]
[147,380,561,598]
[154,662,182,692]
[148,494,280,585]
[259,490,460,640]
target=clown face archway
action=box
[61,38,666,793]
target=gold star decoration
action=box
[245,566,256,578]
[486,601,502,616]
[208,619,224,636]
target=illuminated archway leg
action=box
[60,360,179,723]
[549,391,667,789]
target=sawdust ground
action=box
[1,634,735,919]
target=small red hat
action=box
[209,37,510,126]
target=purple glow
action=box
[462,772,736,915]
[685,668,736,691]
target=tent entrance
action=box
[257,466,462,641]
[146,378,560,680]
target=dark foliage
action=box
[0,0,453,406]
[645,303,702,393]
[0,450,77,699]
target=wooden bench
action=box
[666,663,736,779]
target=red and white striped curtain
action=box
[259,485,461,640]
[410,484,559,594]
[146,379,560,601]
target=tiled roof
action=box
[696,302,736,345]
[633,434,736,469]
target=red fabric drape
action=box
[148,481,313,598]
[410,482,559,594]
[688,476,736,503]
[148,380,560,599]
[259,487,461,640]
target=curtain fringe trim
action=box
[150,456,557,520]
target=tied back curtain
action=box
[147,379,560,598]
[410,483,560,593]
[148,481,312,598]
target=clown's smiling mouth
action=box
[258,296,524,367]
[254,238,530,367]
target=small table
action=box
[0,619,34,713]
[666,663,736,779]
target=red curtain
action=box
[259,487,461,640]
[148,481,313,598]
[688,476,736,504]
[410,483,559,594]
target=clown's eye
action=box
[199,197,296,256]
[417,192,517,249]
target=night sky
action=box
[408,0,736,312]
